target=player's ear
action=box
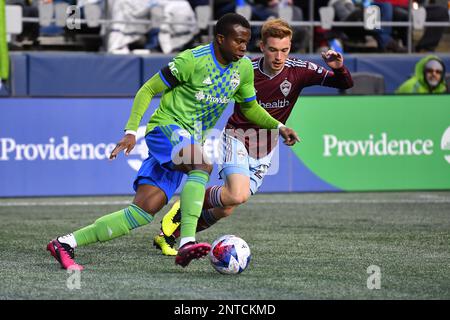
[259,40,264,53]
[216,34,225,45]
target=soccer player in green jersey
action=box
[154,19,353,256]
[47,13,299,270]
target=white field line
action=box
[0,200,132,207]
[1,198,450,207]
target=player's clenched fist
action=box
[321,49,344,70]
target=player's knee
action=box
[228,192,250,206]
[133,186,166,214]
[132,200,161,216]
[191,163,213,175]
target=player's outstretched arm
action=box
[239,99,300,146]
[109,73,168,160]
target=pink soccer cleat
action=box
[47,239,84,271]
[175,242,211,268]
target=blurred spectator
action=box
[39,0,76,36]
[326,0,448,53]
[396,55,447,94]
[106,0,198,54]
[249,0,308,52]
[213,0,237,19]
[417,0,449,52]
[328,0,406,52]
[106,0,153,53]
[371,0,449,52]
[7,0,39,47]
[186,0,210,45]
[294,0,332,52]
[157,0,199,54]
[187,0,209,9]
[372,0,407,52]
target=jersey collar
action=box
[210,42,232,75]
[258,57,285,80]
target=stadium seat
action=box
[342,72,385,95]
[54,2,69,27]
[195,5,211,30]
[319,6,334,30]
[38,1,53,27]
[84,3,102,28]
[6,5,23,35]
[235,3,252,20]
[278,5,293,23]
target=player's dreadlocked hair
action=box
[261,19,293,44]
[214,13,251,36]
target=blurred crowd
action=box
[6,0,450,54]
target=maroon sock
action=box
[203,186,214,210]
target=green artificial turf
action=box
[0,192,449,300]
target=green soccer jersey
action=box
[128,42,256,140]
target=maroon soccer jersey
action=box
[225,57,353,158]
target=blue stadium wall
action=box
[0,53,449,196]
[2,52,450,97]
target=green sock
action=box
[180,170,210,240]
[73,204,153,247]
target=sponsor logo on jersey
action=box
[168,61,178,76]
[195,91,205,101]
[195,91,230,104]
[280,79,292,97]
[258,99,290,109]
[237,148,247,160]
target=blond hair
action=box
[261,18,293,44]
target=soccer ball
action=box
[209,235,251,275]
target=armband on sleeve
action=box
[159,65,180,88]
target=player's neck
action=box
[262,58,282,77]
[213,42,230,66]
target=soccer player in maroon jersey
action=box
[153,18,353,255]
